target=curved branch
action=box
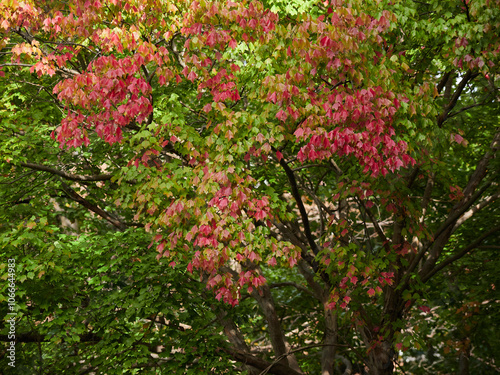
[356,198,391,253]
[452,190,500,232]
[431,182,492,245]
[272,147,319,257]
[223,348,303,375]
[60,181,127,230]
[402,182,491,289]
[437,70,479,127]
[421,224,500,283]
[20,162,113,182]
[258,343,351,375]
[401,129,499,290]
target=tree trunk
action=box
[216,311,260,375]
[366,340,394,375]
[251,283,302,373]
[459,351,470,375]
[321,302,338,375]
[458,338,471,375]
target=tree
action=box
[1,0,499,374]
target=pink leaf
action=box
[157,241,165,253]
[187,70,197,82]
[276,109,288,122]
[256,133,265,143]
[248,251,258,262]
[418,305,431,313]
[267,92,277,103]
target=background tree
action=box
[1,0,499,374]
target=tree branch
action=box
[403,182,491,287]
[436,71,453,94]
[421,224,500,283]
[0,332,100,343]
[437,70,479,127]
[430,182,492,244]
[249,269,302,372]
[452,190,500,232]
[272,147,320,257]
[402,129,500,289]
[223,348,303,375]
[357,198,391,253]
[60,181,127,230]
[20,162,113,182]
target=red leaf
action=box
[276,109,288,122]
[418,306,431,313]
[187,70,197,82]
[267,92,277,103]
[268,257,277,266]
[157,241,165,253]
[203,103,212,113]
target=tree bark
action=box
[459,350,470,375]
[216,311,260,375]
[366,340,394,375]
[321,304,338,375]
[251,282,303,373]
[223,348,304,375]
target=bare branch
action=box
[431,182,492,244]
[0,170,36,184]
[448,100,492,118]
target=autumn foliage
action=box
[1,0,499,374]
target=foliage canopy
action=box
[1,0,499,374]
